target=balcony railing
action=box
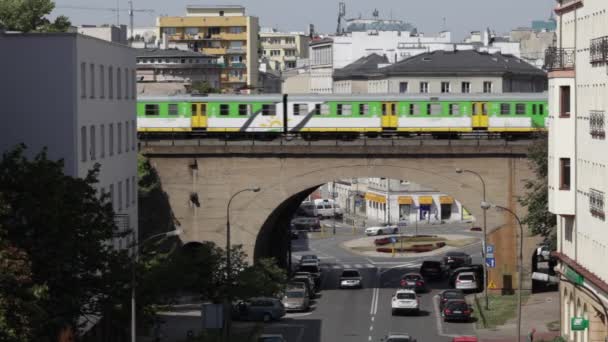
[226,47,246,54]
[544,47,575,71]
[590,36,608,64]
[590,110,606,139]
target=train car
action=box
[137,93,547,136]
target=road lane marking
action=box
[432,294,461,338]
[371,316,374,322]
[365,264,375,268]
[368,336,372,341]
[369,287,380,315]
[369,326,373,331]
[354,264,362,268]
[343,264,351,269]
[372,288,379,316]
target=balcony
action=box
[590,36,608,64]
[226,47,246,54]
[590,110,606,139]
[202,47,227,55]
[284,55,298,61]
[554,0,583,14]
[545,47,575,71]
[227,62,246,68]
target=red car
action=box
[399,273,428,292]
[453,337,477,342]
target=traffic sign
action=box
[485,257,496,268]
[486,245,495,254]
[487,280,497,289]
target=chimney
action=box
[162,33,168,50]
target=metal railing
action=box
[590,36,608,64]
[544,47,576,71]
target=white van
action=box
[313,199,343,219]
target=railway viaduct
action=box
[140,136,542,291]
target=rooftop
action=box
[310,37,333,46]
[186,5,244,9]
[334,53,389,80]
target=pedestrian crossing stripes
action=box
[323,263,376,270]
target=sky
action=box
[51,0,555,41]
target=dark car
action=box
[296,202,317,217]
[290,229,299,240]
[443,252,473,269]
[448,265,484,288]
[399,273,427,293]
[298,263,321,288]
[299,254,319,264]
[442,300,473,322]
[439,289,466,311]
[420,260,446,280]
[291,217,321,231]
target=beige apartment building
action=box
[156,5,259,93]
[260,29,309,71]
[547,0,608,340]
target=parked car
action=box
[282,288,310,312]
[452,337,478,342]
[290,229,299,240]
[399,273,427,293]
[420,260,447,280]
[448,264,484,288]
[291,276,315,298]
[313,199,343,219]
[391,289,420,315]
[380,333,417,342]
[258,334,286,342]
[339,269,363,289]
[291,216,321,231]
[443,252,473,269]
[299,254,319,264]
[438,289,465,311]
[287,281,309,297]
[298,262,321,288]
[442,300,473,322]
[454,272,478,292]
[296,201,317,217]
[365,224,399,236]
[233,297,285,322]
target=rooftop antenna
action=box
[336,2,346,35]
[116,0,119,25]
[373,9,379,19]
[442,17,447,31]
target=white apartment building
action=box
[77,24,128,45]
[0,32,138,251]
[309,38,334,93]
[547,0,608,340]
[260,28,310,71]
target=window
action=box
[448,104,460,115]
[90,64,95,98]
[219,10,224,16]
[238,104,250,116]
[262,104,276,116]
[80,62,86,98]
[109,184,114,210]
[99,65,105,98]
[126,178,130,209]
[359,104,369,115]
[560,158,571,190]
[145,104,159,116]
[560,86,571,117]
[409,103,420,115]
[441,82,450,93]
[131,70,136,99]
[500,103,511,115]
[168,103,179,115]
[461,82,471,93]
[90,125,96,160]
[109,123,114,156]
[118,122,122,154]
[539,104,544,115]
[399,82,408,93]
[131,176,136,204]
[532,104,537,115]
[589,189,605,218]
[419,82,429,93]
[483,81,493,93]
[117,68,122,99]
[124,68,129,99]
[293,103,309,116]
[337,104,352,115]
[315,104,330,115]
[163,27,176,35]
[220,104,230,115]
[81,126,87,162]
[132,120,136,151]
[118,181,123,211]
[185,27,198,35]
[100,124,105,158]
[516,103,526,115]
[564,216,574,242]
[427,103,441,115]
[125,121,129,153]
[590,110,606,138]
[108,66,113,99]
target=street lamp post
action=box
[131,228,182,342]
[225,187,260,342]
[481,201,524,342]
[456,168,489,310]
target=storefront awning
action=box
[440,196,454,204]
[418,196,433,205]
[398,196,413,205]
[365,192,386,204]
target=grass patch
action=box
[471,293,530,329]
[445,238,478,247]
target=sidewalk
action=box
[476,291,561,342]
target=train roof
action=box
[138,93,547,103]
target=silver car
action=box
[235,297,286,322]
[282,288,310,312]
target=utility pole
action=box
[129,1,134,44]
[332,181,336,235]
[116,0,120,25]
[387,179,391,225]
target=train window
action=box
[516,103,526,115]
[500,104,511,115]
[359,104,369,115]
[145,104,159,116]
[539,104,544,115]
[201,104,207,116]
[191,104,198,116]
[427,103,441,115]
[382,103,387,115]
[532,104,537,115]
[168,104,179,116]
[449,104,460,115]
[220,104,230,115]
[293,103,309,116]
[262,104,276,116]
[238,104,250,116]
[482,103,488,115]
[337,104,352,116]
[409,104,420,115]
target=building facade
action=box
[260,29,309,71]
[77,24,128,45]
[309,38,334,94]
[547,0,608,340]
[156,5,259,93]
[0,32,138,251]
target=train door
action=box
[382,102,398,130]
[471,102,488,129]
[191,103,208,130]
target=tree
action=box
[235,258,288,300]
[0,145,131,340]
[190,81,219,94]
[519,136,557,248]
[0,0,71,33]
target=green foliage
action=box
[519,137,556,246]
[235,258,288,299]
[0,145,131,340]
[138,154,160,195]
[190,81,219,94]
[0,0,71,32]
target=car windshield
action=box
[301,255,317,260]
[459,274,475,281]
[300,265,319,273]
[342,270,360,277]
[422,261,440,267]
[404,274,421,281]
[444,291,464,299]
[396,293,416,300]
[447,252,466,257]
[447,302,468,310]
[286,291,304,298]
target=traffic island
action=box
[342,234,479,258]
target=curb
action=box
[473,294,488,329]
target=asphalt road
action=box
[263,221,482,342]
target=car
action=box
[282,287,310,312]
[293,271,317,290]
[297,202,317,217]
[365,224,399,236]
[339,269,363,289]
[291,216,321,231]
[399,273,427,293]
[258,334,286,342]
[438,289,465,311]
[420,260,447,280]
[298,263,321,288]
[442,300,473,322]
[391,289,420,315]
[536,245,551,262]
[291,276,315,298]
[380,333,418,342]
[454,272,478,292]
[299,254,319,264]
[448,264,484,288]
[443,251,473,269]
[233,297,285,322]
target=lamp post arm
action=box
[464,169,486,201]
